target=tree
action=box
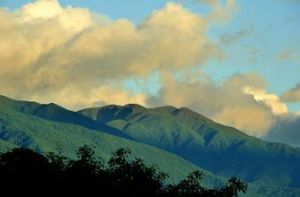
[0,148,53,193]
[218,177,248,197]
[108,148,167,196]
[0,146,247,196]
[65,145,104,191]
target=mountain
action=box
[0,95,221,185]
[79,104,300,190]
[0,95,130,139]
[1,95,300,196]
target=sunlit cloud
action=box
[30,85,147,110]
[243,86,288,115]
[147,73,278,137]
[0,0,219,109]
[0,0,298,141]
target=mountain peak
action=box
[123,103,146,110]
[153,105,177,112]
[0,95,8,100]
[47,102,59,107]
[2,95,300,195]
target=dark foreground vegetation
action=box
[0,146,247,196]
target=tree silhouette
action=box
[218,177,248,197]
[165,171,203,196]
[108,148,167,196]
[0,146,247,196]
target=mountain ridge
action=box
[0,95,224,185]
[1,95,300,196]
[79,103,300,188]
[0,95,132,140]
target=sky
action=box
[0,0,300,146]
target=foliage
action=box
[0,146,247,196]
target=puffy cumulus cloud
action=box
[0,0,94,80]
[30,85,147,110]
[19,0,95,31]
[2,0,296,141]
[281,84,300,102]
[62,2,219,79]
[243,87,288,115]
[0,0,219,108]
[214,106,275,136]
[20,0,64,20]
[147,73,278,137]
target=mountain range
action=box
[0,95,300,196]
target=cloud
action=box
[0,1,219,108]
[277,49,300,63]
[178,0,238,22]
[63,2,219,78]
[147,72,279,137]
[214,106,276,137]
[281,84,300,102]
[264,115,300,147]
[1,0,297,142]
[220,29,249,45]
[243,86,288,115]
[20,0,64,20]
[219,23,254,45]
[30,85,147,110]
[201,0,238,23]
[0,0,94,81]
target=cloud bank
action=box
[0,0,299,143]
[147,72,286,137]
[0,0,219,108]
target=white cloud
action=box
[30,85,147,110]
[20,0,64,20]
[1,0,297,141]
[0,1,219,109]
[19,0,94,33]
[243,86,288,115]
[148,73,277,137]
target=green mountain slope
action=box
[1,95,300,196]
[0,96,223,186]
[79,104,300,190]
[0,95,130,139]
